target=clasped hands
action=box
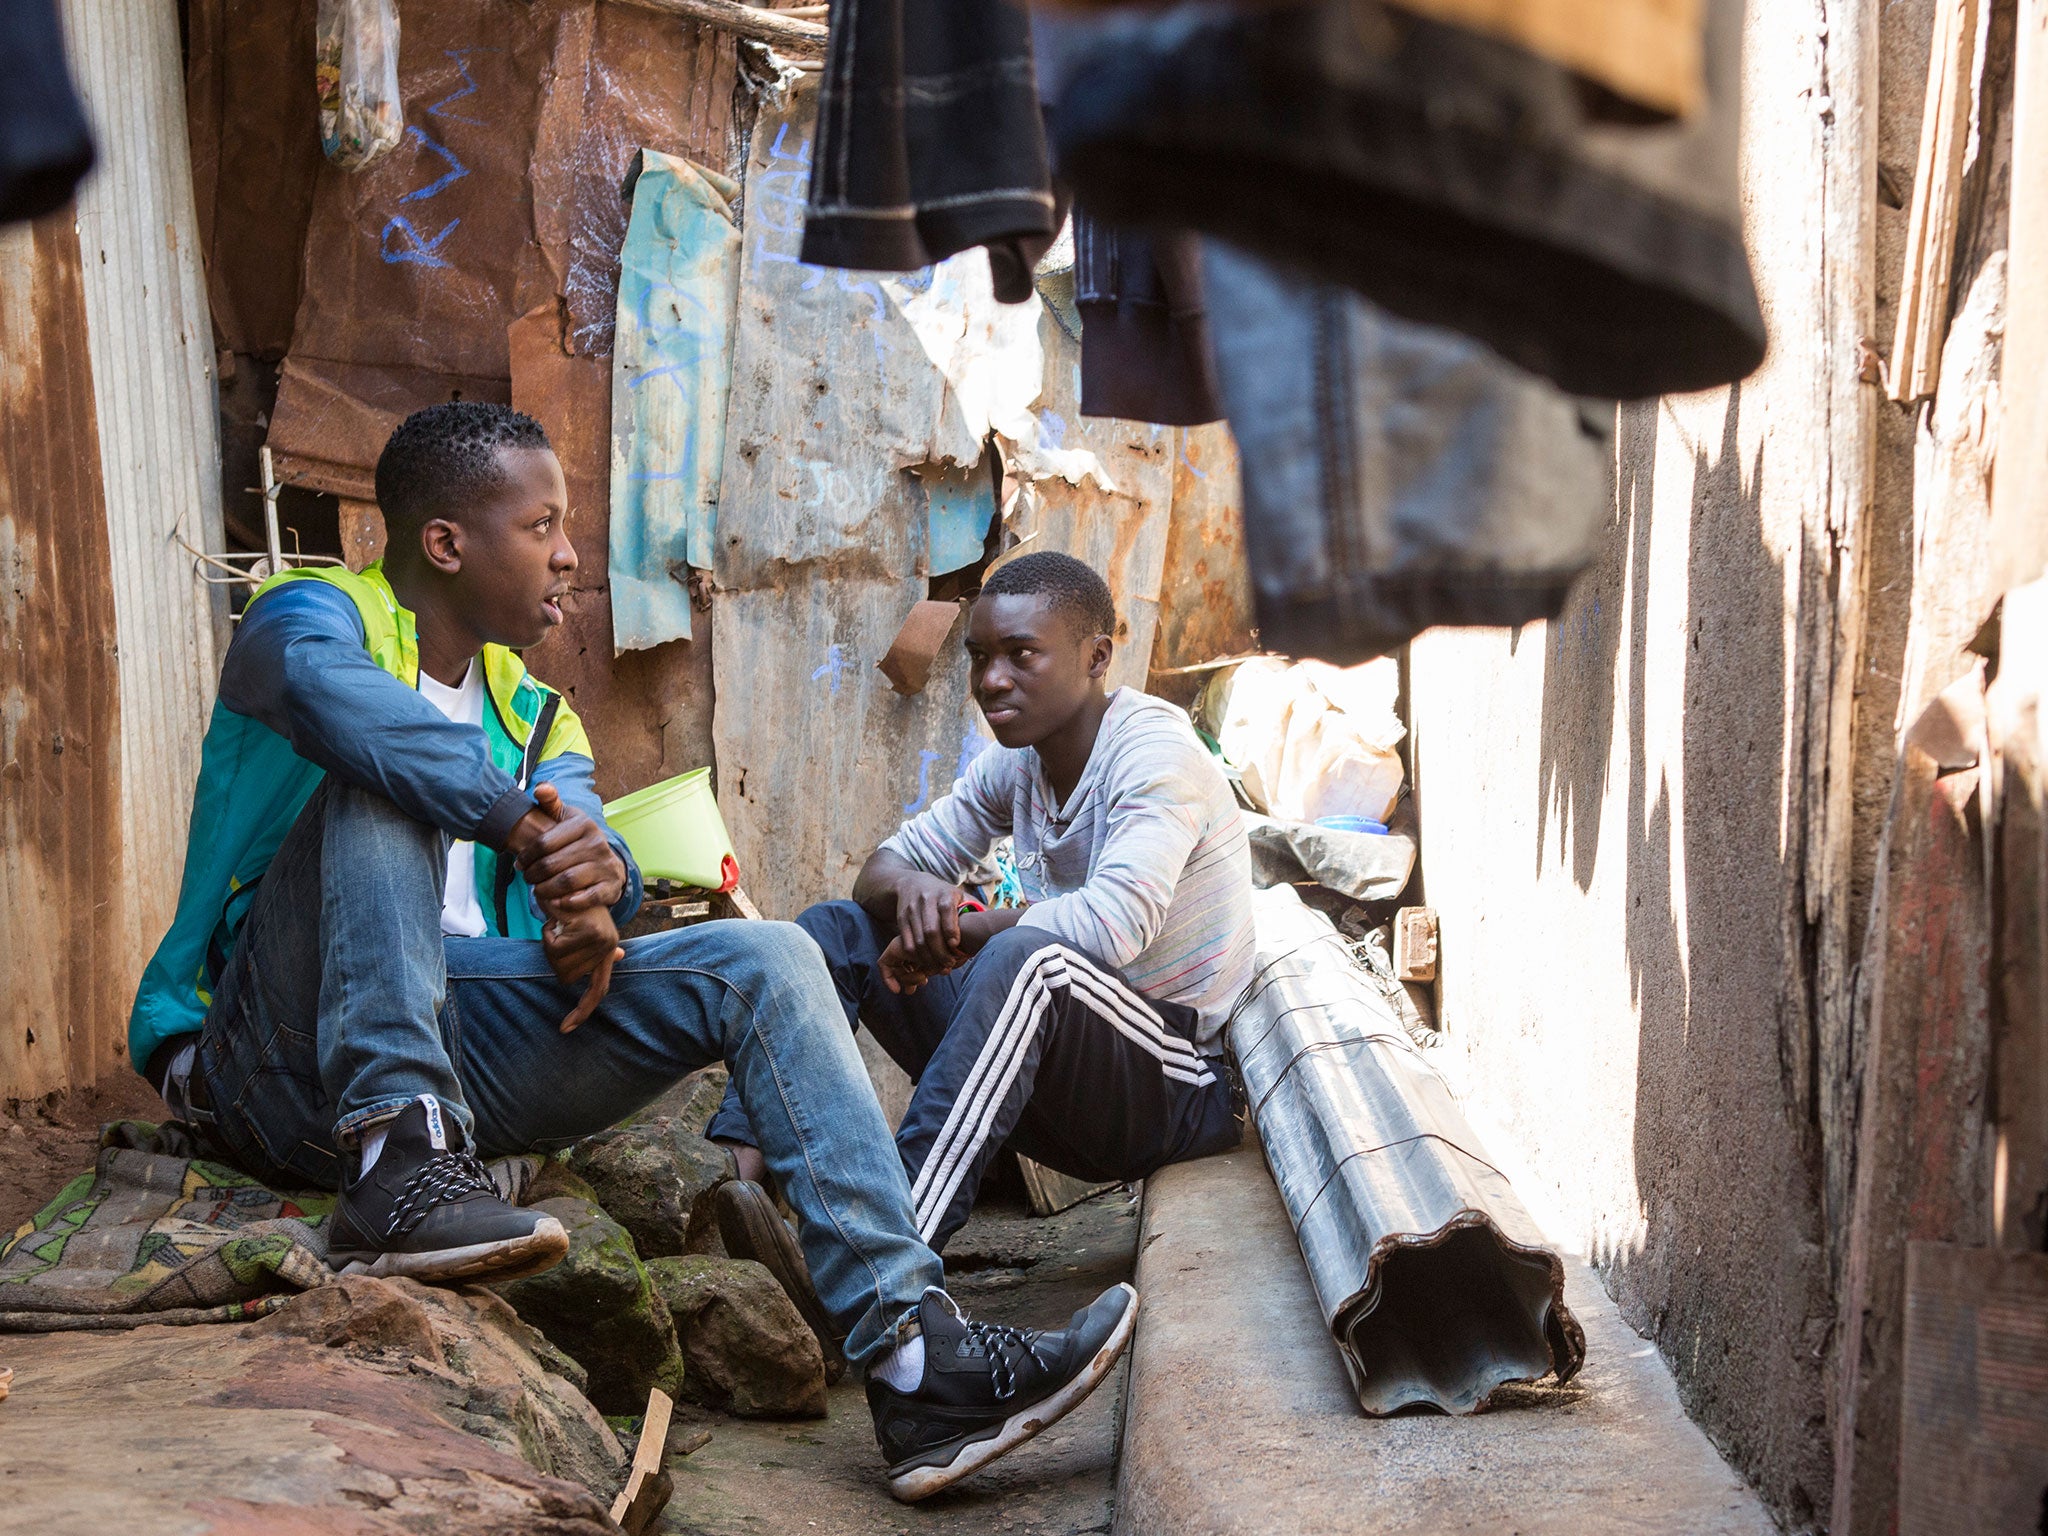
[881,870,1009,996]
[506,783,627,1033]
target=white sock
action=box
[870,1333,926,1392]
[358,1125,391,1176]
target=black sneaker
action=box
[715,1179,848,1382]
[327,1096,568,1284]
[867,1282,1140,1502]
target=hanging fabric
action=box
[1044,0,1763,400]
[1204,240,1613,665]
[801,0,1056,304]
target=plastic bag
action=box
[316,0,403,171]
[1205,656,1407,824]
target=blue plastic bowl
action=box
[1314,815,1389,836]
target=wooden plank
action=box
[608,1386,674,1534]
[1809,0,1882,1235]
[611,0,827,56]
[1890,0,1983,403]
[1898,1242,2048,1535]
[1830,701,1995,1536]
[1016,1157,1118,1219]
[1988,0,2048,596]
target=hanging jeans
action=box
[1203,240,1615,665]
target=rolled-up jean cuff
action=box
[333,1093,473,1150]
[703,1105,757,1149]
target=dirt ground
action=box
[1,1074,167,1234]
[663,1185,1141,1536]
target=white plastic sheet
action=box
[1209,656,1406,824]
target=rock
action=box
[259,1275,628,1496]
[626,1064,732,1138]
[495,1196,687,1415]
[647,1255,828,1419]
[569,1118,734,1260]
[525,1158,603,1207]
[3,1273,629,1534]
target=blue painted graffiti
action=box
[399,127,468,203]
[902,748,944,815]
[381,214,460,268]
[426,49,491,125]
[811,644,846,694]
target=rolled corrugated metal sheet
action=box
[1231,884,1585,1413]
[62,0,226,1056]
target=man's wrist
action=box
[504,807,550,860]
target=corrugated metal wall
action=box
[0,213,128,1103]
[61,0,228,1057]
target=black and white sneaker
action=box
[867,1282,1139,1502]
[327,1096,568,1284]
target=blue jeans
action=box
[191,778,941,1363]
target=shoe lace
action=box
[962,1317,1053,1401]
[384,1149,500,1238]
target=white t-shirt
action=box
[417,660,490,938]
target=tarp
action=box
[608,151,740,651]
[261,0,738,502]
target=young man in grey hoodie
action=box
[710,551,1253,1258]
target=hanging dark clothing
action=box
[801,0,1055,303]
[1203,240,1615,665]
[1072,215,1222,426]
[1043,0,1763,401]
[0,0,95,225]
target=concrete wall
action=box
[1407,2,1889,1523]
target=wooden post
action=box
[1829,684,1995,1536]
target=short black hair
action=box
[979,550,1117,640]
[374,401,552,546]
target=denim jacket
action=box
[126,563,641,1072]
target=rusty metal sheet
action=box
[65,0,229,1038]
[0,213,128,1102]
[711,78,1178,919]
[1149,423,1253,682]
[184,0,324,361]
[1231,884,1585,1414]
[710,78,984,916]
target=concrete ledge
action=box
[1115,1140,1778,1535]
